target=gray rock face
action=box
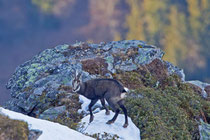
[28,129,42,140]
[4,40,184,116]
[39,106,66,120]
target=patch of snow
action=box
[77,88,141,140]
[187,80,210,88]
[78,110,141,140]
[78,95,107,115]
[0,107,94,140]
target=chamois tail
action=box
[120,87,129,99]
[122,87,129,93]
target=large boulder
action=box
[4,40,184,116]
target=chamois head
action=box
[72,70,82,92]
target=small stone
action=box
[28,129,42,140]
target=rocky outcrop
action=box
[4,40,209,139]
[39,105,66,120]
[4,40,184,116]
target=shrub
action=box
[0,115,29,140]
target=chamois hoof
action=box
[89,116,94,123]
[106,120,114,124]
[105,110,110,115]
[123,123,128,128]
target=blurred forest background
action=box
[0,0,209,104]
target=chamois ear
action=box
[75,70,78,77]
[75,70,81,77]
[75,70,82,81]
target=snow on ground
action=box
[79,110,141,140]
[187,80,210,88]
[78,95,106,114]
[77,94,141,140]
[0,107,94,140]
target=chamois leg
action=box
[100,98,110,115]
[106,108,120,124]
[88,99,98,123]
[118,100,128,128]
[106,98,120,124]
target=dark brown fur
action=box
[72,75,128,128]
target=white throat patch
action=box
[72,85,81,92]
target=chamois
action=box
[72,71,128,128]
